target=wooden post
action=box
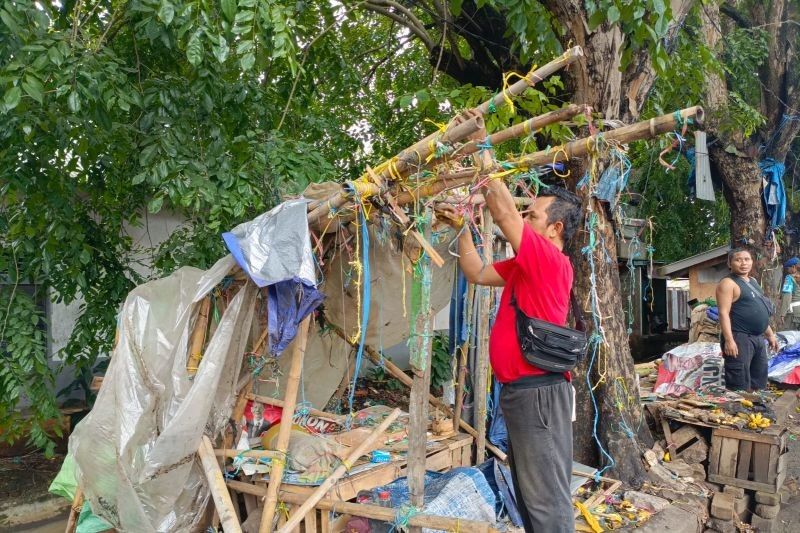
[276,409,402,533]
[64,487,83,533]
[453,284,475,434]
[227,480,497,533]
[258,316,312,533]
[407,214,435,530]
[198,436,243,533]
[474,210,493,463]
[325,321,508,462]
[187,296,212,376]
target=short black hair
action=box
[538,186,582,243]
[727,247,753,264]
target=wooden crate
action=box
[707,426,788,493]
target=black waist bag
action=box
[511,292,588,373]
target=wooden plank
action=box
[718,437,740,477]
[772,391,798,425]
[736,440,753,480]
[707,473,777,493]
[752,442,772,484]
[767,444,781,484]
[713,426,783,445]
[304,509,317,533]
[320,510,330,533]
[243,493,258,516]
[708,435,723,475]
[777,452,788,474]
[661,416,675,452]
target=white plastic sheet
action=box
[69,255,257,532]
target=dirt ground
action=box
[774,422,800,532]
[0,452,69,532]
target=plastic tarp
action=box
[262,225,457,407]
[374,467,496,532]
[769,334,800,384]
[654,342,725,395]
[760,158,786,229]
[69,255,258,532]
[222,199,324,354]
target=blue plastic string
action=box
[347,207,371,420]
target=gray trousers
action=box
[721,331,768,391]
[500,380,574,533]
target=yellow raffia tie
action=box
[552,146,571,177]
[499,66,538,115]
[277,501,291,520]
[348,215,364,344]
[575,501,603,533]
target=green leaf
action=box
[158,2,175,26]
[148,196,164,213]
[221,0,237,22]
[22,75,44,104]
[67,91,80,112]
[240,52,255,71]
[3,86,22,110]
[213,36,229,63]
[607,4,620,24]
[0,8,20,34]
[47,46,63,66]
[588,10,605,30]
[187,32,204,66]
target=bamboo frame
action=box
[474,210,493,462]
[198,436,243,533]
[187,296,212,376]
[453,283,475,434]
[326,321,508,462]
[246,392,347,421]
[258,316,312,533]
[227,480,498,532]
[276,408,402,533]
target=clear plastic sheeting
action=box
[69,255,257,532]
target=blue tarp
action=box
[760,158,786,229]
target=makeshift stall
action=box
[54,46,708,533]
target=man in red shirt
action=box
[438,176,581,532]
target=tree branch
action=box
[720,2,752,28]
[363,1,435,50]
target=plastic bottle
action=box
[377,490,392,508]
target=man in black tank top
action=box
[716,248,779,391]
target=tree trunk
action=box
[538,0,693,484]
[702,0,800,298]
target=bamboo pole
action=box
[187,296,212,376]
[474,211,493,463]
[227,480,497,533]
[458,104,584,158]
[277,409,402,533]
[305,47,585,229]
[245,392,347,421]
[513,106,705,168]
[258,316,312,533]
[475,47,583,115]
[198,436,243,533]
[453,283,475,434]
[407,220,435,528]
[64,487,83,533]
[325,321,507,462]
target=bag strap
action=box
[510,287,587,332]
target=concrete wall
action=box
[47,211,186,398]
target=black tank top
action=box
[729,275,770,335]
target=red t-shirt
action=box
[490,224,574,383]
